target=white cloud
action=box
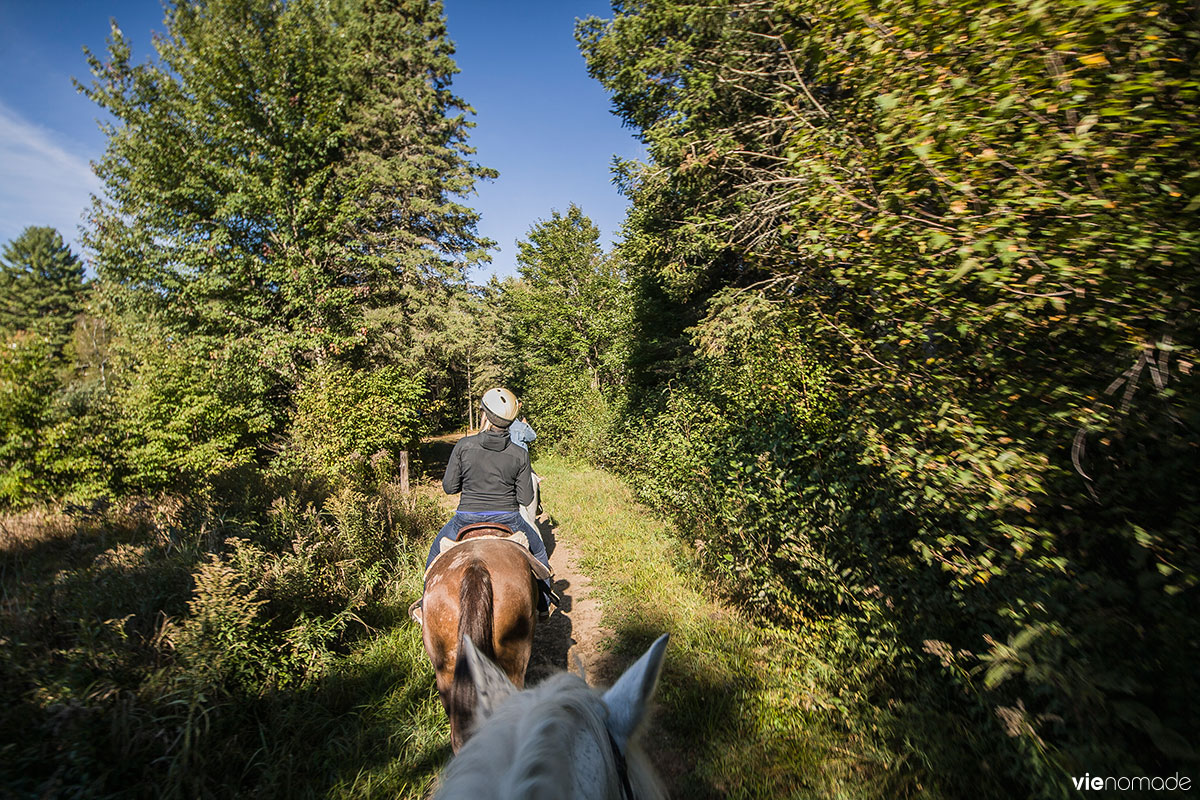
[0,99,102,257]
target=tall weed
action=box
[0,472,442,798]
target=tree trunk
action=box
[466,350,474,431]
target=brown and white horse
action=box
[421,535,547,751]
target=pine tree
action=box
[509,204,627,392]
[79,0,493,372]
[501,205,629,445]
[340,0,496,286]
[0,226,86,349]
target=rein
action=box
[607,730,636,800]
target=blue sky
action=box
[0,0,642,279]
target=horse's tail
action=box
[451,560,494,747]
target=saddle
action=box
[426,523,551,581]
[456,522,517,541]
[411,524,554,626]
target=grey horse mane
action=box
[434,671,666,800]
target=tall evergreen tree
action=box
[0,226,86,349]
[509,205,628,391]
[341,0,496,286]
[79,0,492,373]
[502,205,629,446]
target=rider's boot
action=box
[536,578,559,621]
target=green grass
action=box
[535,454,909,800]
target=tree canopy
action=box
[80,0,494,373]
[66,0,495,497]
[499,205,629,451]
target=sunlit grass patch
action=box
[535,454,907,800]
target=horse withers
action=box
[434,633,670,800]
[421,534,549,751]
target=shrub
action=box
[583,0,1200,792]
[115,337,271,497]
[287,364,425,487]
[0,332,58,504]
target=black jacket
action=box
[443,429,534,511]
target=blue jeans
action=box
[425,510,550,573]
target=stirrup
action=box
[408,599,423,626]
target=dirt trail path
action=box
[525,508,615,685]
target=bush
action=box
[287,364,425,487]
[0,473,443,797]
[519,368,615,462]
[115,337,272,497]
[583,0,1200,793]
[0,332,58,504]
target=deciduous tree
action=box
[580,0,1199,789]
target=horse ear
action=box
[602,634,669,750]
[460,635,518,718]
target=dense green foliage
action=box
[1,2,493,796]
[71,0,493,498]
[497,205,631,454]
[0,334,61,503]
[0,226,86,350]
[289,364,426,484]
[0,481,444,798]
[0,229,106,505]
[81,0,491,359]
[6,0,1199,795]
[580,0,1199,794]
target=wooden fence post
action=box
[399,450,410,493]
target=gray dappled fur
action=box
[433,669,666,800]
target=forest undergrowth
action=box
[2,448,909,800]
[536,454,917,800]
[0,472,450,799]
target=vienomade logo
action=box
[1071,774,1192,792]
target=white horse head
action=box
[433,633,670,800]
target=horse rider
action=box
[425,387,555,615]
[507,413,541,528]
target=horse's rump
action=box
[422,539,540,751]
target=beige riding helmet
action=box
[481,387,520,424]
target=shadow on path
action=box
[526,514,574,683]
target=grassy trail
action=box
[531,455,857,800]
[317,452,865,798]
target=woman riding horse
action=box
[426,387,554,614]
